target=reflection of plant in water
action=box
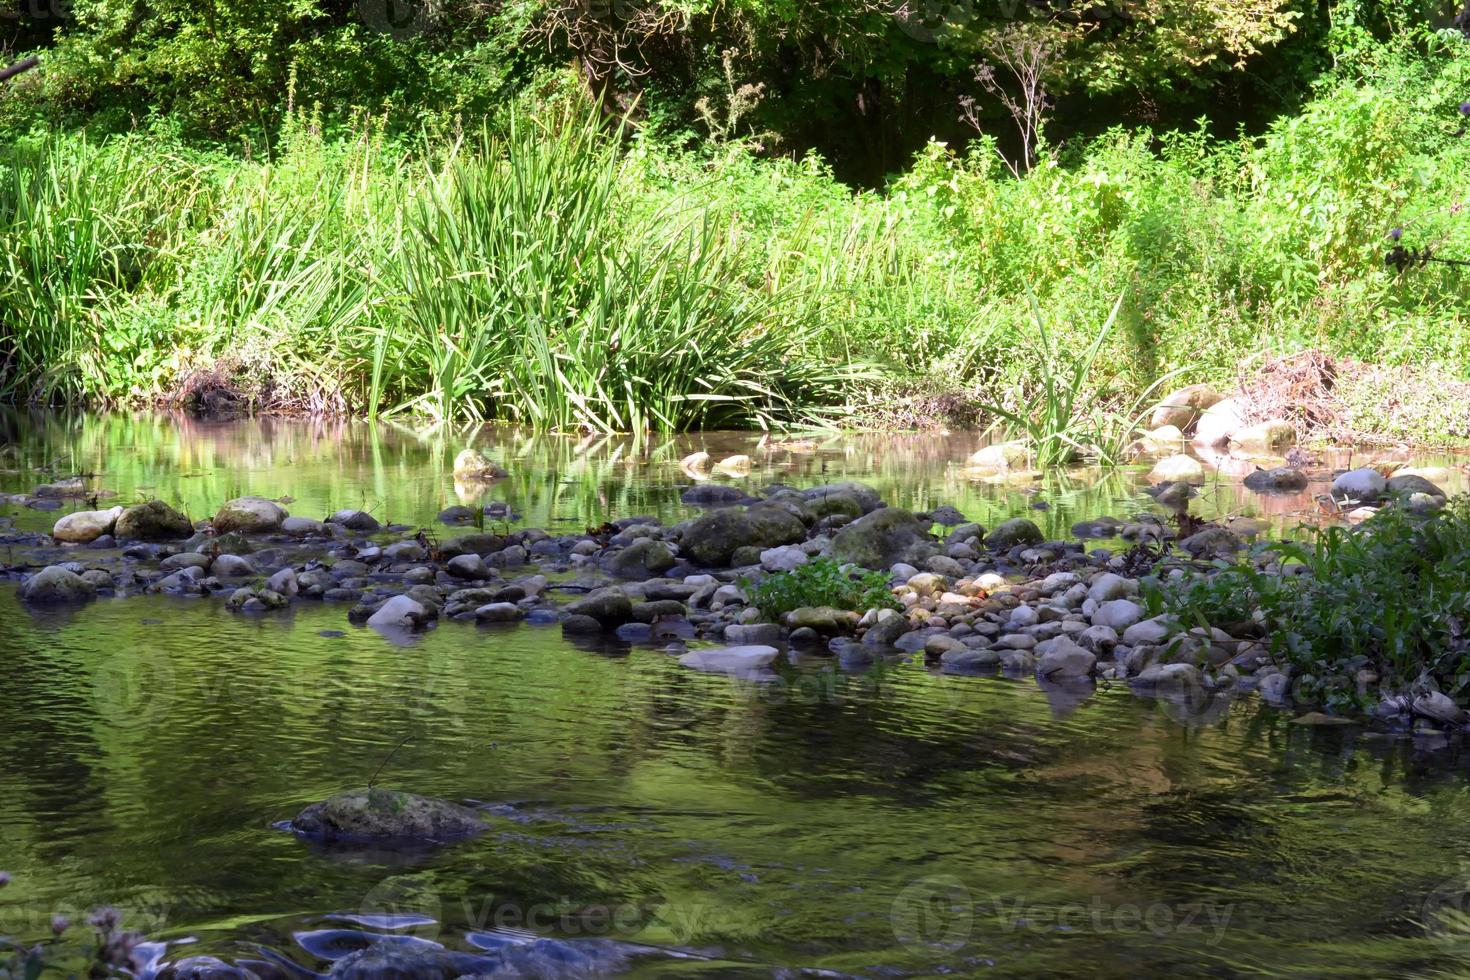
[0,875,142,979]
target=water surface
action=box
[2,411,1470,978]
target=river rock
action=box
[1331,468,1386,503]
[1036,636,1096,679]
[566,587,633,628]
[1193,397,1246,448]
[1149,455,1204,482]
[1413,691,1465,726]
[327,509,381,532]
[1131,662,1203,693]
[281,516,328,537]
[1121,616,1176,647]
[604,539,676,578]
[1087,573,1135,603]
[1230,419,1295,454]
[678,644,779,673]
[1149,384,1223,432]
[862,611,912,648]
[679,484,747,506]
[759,544,808,573]
[679,451,712,476]
[19,566,97,604]
[453,448,505,480]
[784,606,861,634]
[967,440,1030,471]
[211,554,256,577]
[830,507,937,570]
[289,787,486,843]
[366,595,433,630]
[681,505,805,567]
[1243,467,1308,492]
[266,568,298,597]
[475,602,525,623]
[213,497,287,534]
[52,506,123,543]
[1092,599,1144,631]
[715,454,752,476]
[114,500,194,541]
[153,955,261,979]
[1386,474,1447,508]
[805,481,883,515]
[446,554,491,580]
[985,518,1043,551]
[161,552,212,572]
[1180,526,1243,557]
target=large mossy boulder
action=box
[213,496,287,534]
[20,565,98,604]
[115,500,194,541]
[603,539,676,578]
[829,507,938,570]
[289,787,487,843]
[681,504,806,567]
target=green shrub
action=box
[746,558,899,622]
[1155,495,1470,708]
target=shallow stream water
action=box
[4,411,1470,977]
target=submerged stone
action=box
[289,788,487,844]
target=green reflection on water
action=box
[1,412,1470,976]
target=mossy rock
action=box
[289,787,487,843]
[681,504,806,567]
[984,518,1044,551]
[212,496,286,534]
[115,500,194,541]
[453,448,506,480]
[829,507,938,570]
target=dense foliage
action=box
[1155,496,1470,709]
[746,558,900,620]
[2,2,1470,431]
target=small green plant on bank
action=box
[1154,495,1470,708]
[746,558,899,622]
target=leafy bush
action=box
[1156,495,1470,706]
[746,558,899,621]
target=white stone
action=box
[367,595,429,629]
[1149,454,1204,482]
[1092,599,1145,631]
[1331,468,1387,503]
[52,506,123,543]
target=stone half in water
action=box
[287,788,488,846]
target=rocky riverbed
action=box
[2,450,1461,735]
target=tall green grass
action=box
[2,42,1470,436]
[368,114,855,430]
